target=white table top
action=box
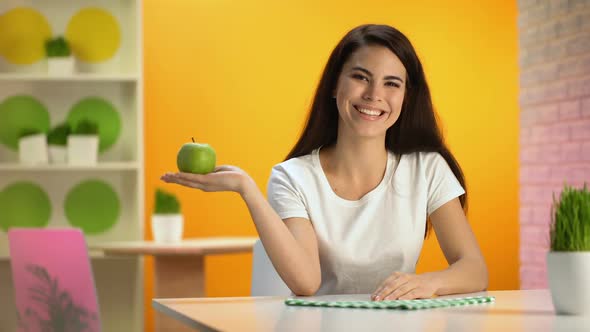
[153,289,590,331]
[89,237,258,256]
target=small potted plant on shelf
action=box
[47,122,70,163]
[152,188,183,244]
[67,118,99,165]
[18,128,48,164]
[547,183,590,315]
[45,36,74,75]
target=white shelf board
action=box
[0,161,140,171]
[0,73,139,82]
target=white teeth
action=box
[357,107,382,116]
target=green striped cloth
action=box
[284,295,495,310]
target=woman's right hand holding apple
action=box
[161,165,256,196]
[166,139,257,195]
[163,144,320,297]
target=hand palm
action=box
[161,165,249,193]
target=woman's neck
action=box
[321,135,388,184]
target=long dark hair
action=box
[285,24,467,237]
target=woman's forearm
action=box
[239,178,321,295]
[425,256,488,296]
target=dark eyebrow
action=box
[351,66,404,83]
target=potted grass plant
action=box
[67,118,99,165]
[152,188,183,243]
[45,36,74,75]
[18,128,48,164]
[47,122,71,163]
[547,184,590,315]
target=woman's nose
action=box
[362,84,382,101]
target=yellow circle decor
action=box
[0,7,52,65]
[65,8,121,63]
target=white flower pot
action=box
[48,145,67,163]
[547,251,590,315]
[151,214,184,244]
[47,57,74,75]
[67,135,99,165]
[18,134,48,164]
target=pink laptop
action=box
[8,228,101,332]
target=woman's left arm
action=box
[424,197,488,295]
[371,197,488,301]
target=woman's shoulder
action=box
[397,151,449,178]
[392,151,456,195]
[399,151,444,167]
[401,150,443,161]
[271,150,318,177]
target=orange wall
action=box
[144,0,519,330]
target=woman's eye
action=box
[352,74,368,81]
[385,81,400,88]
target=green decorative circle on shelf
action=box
[0,95,50,150]
[67,97,121,153]
[64,179,120,235]
[0,182,52,232]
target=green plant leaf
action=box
[550,183,590,251]
[71,118,98,135]
[47,122,71,146]
[45,36,71,58]
[154,188,180,214]
[18,127,42,139]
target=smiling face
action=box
[333,45,407,140]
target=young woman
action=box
[161,24,488,300]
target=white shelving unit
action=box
[0,161,141,171]
[0,1,144,331]
[0,74,139,82]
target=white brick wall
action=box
[518,0,590,289]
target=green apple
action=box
[177,138,216,174]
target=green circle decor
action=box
[0,182,52,232]
[64,179,120,235]
[0,95,50,150]
[67,97,121,153]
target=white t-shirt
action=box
[267,148,465,295]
